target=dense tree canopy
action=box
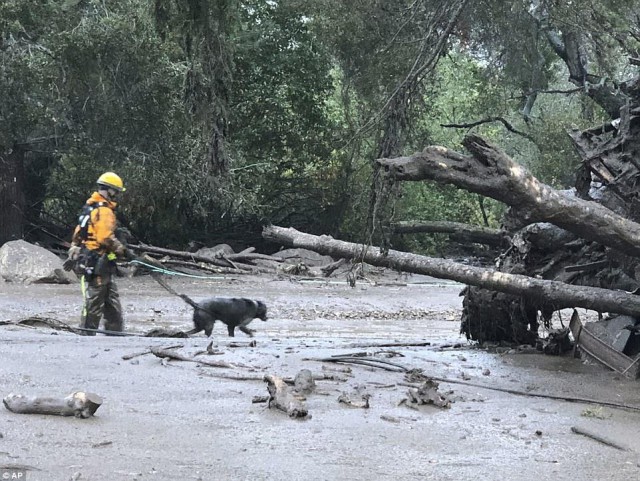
[2,0,639,251]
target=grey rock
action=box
[0,240,77,284]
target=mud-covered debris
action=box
[144,328,189,338]
[402,370,452,409]
[338,392,371,409]
[403,379,452,409]
[537,328,573,355]
[294,369,316,394]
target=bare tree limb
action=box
[441,117,535,142]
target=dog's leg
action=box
[227,324,236,337]
[204,320,215,337]
[239,326,255,337]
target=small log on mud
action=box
[264,374,309,418]
[392,221,509,247]
[263,225,640,318]
[3,392,102,418]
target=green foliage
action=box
[4,0,640,252]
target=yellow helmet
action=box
[97,172,125,192]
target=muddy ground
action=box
[1,270,640,481]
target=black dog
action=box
[181,294,268,337]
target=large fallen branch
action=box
[3,392,102,418]
[262,225,640,317]
[377,134,640,257]
[392,220,508,247]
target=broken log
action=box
[377,134,640,258]
[263,225,640,318]
[392,221,508,247]
[263,374,309,418]
[3,392,102,418]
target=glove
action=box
[114,243,126,258]
[68,245,81,260]
[63,245,81,272]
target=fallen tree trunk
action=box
[392,221,508,247]
[3,392,102,418]
[262,225,640,317]
[377,135,640,258]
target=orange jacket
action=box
[72,192,124,254]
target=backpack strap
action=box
[77,201,107,243]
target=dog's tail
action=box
[179,293,201,310]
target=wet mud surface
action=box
[1,273,640,480]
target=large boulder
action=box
[0,240,77,284]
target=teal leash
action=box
[129,259,226,280]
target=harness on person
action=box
[75,202,115,276]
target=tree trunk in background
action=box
[0,145,25,245]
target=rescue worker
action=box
[66,172,127,335]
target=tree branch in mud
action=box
[150,347,234,368]
[262,225,640,318]
[391,220,509,247]
[376,134,640,258]
[3,392,102,418]
[570,426,630,451]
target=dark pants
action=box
[80,273,124,335]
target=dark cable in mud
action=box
[402,377,640,413]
